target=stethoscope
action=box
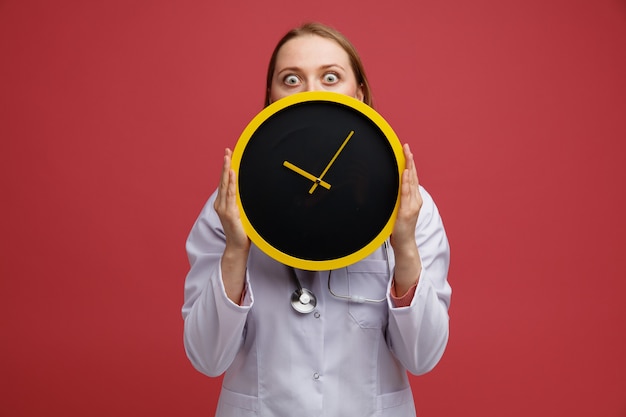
[289,241,391,314]
[289,268,318,314]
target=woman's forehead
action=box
[275,35,350,69]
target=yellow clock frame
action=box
[230,91,405,270]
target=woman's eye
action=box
[323,73,339,84]
[284,75,300,86]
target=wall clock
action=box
[231,91,404,270]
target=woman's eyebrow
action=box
[320,64,346,71]
[275,66,302,76]
[276,64,347,76]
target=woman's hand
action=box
[214,148,250,303]
[390,144,423,296]
[214,149,250,250]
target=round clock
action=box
[231,91,405,270]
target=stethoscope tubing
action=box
[289,241,390,314]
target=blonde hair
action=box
[264,22,373,107]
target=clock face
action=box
[231,91,404,270]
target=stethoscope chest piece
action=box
[290,288,317,314]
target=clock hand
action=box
[309,130,354,194]
[283,161,332,190]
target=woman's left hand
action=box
[390,144,423,295]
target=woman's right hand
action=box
[214,148,250,250]
[214,148,250,303]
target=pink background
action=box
[2,1,625,415]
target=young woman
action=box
[182,22,451,416]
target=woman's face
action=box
[269,34,364,104]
